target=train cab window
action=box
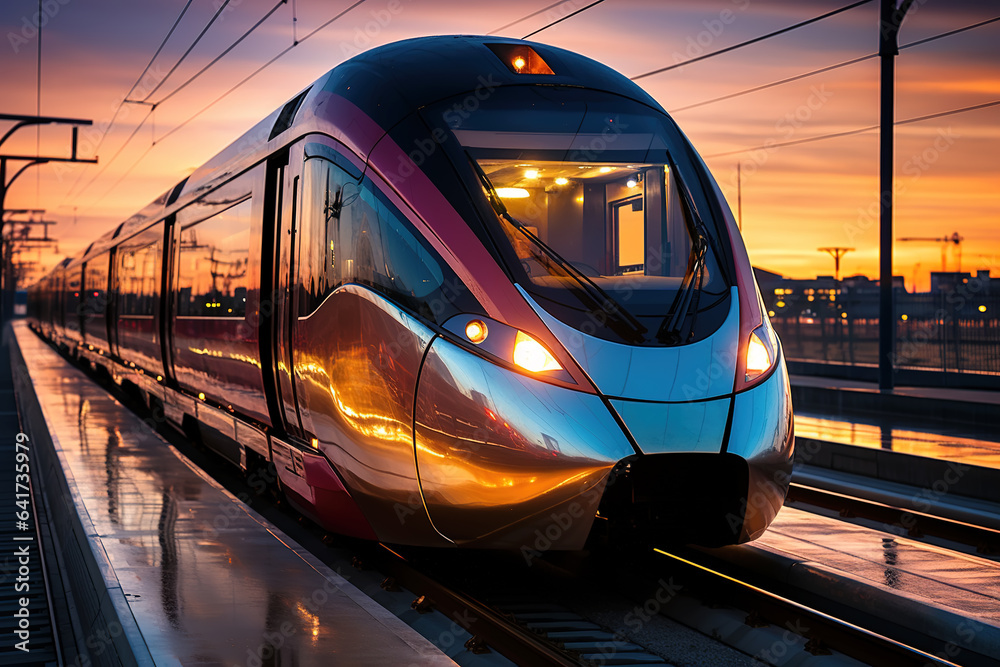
[428,86,733,346]
[176,198,251,317]
[300,154,475,323]
[118,224,162,317]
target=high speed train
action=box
[28,35,793,550]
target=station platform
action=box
[789,373,1000,503]
[10,322,456,666]
[693,504,1000,665]
[789,373,1000,427]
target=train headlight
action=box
[443,315,574,383]
[465,320,489,344]
[512,331,562,373]
[744,324,777,382]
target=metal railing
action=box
[769,290,1000,378]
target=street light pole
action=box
[878,0,914,392]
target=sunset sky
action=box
[2,0,998,291]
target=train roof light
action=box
[513,331,562,373]
[485,43,555,75]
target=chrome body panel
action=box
[518,285,740,402]
[726,349,795,542]
[293,285,444,546]
[414,336,634,549]
[611,396,730,454]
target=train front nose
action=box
[597,353,794,546]
[413,332,636,550]
[413,289,793,551]
[524,287,794,546]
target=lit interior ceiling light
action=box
[496,187,530,199]
[599,166,613,173]
[524,169,539,179]
[626,177,638,188]
[554,177,568,185]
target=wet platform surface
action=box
[15,323,454,666]
[795,411,1000,469]
[757,506,1000,626]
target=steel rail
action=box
[787,482,1000,554]
[369,544,582,666]
[652,548,960,667]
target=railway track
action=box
[786,481,1000,554]
[73,358,999,666]
[647,547,960,667]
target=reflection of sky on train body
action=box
[796,412,1000,469]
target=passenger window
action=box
[83,254,110,318]
[65,267,81,326]
[118,225,162,317]
[176,198,251,317]
[299,155,467,323]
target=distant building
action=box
[754,268,909,321]
[930,270,994,295]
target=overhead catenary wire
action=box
[669,54,876,113]
[64,0,196,200]
[155,0,368,146]
[488,0,571,36]
[669,15,1000,114]
[141,0,233,101]
[90,0,369,205]
[74,106,156,198]
[150,0,287,107]
[521,0,607,40]
[124,0,196,106]
[73,0,298,204]
[630,0,872,81]
[703,99,1000,159]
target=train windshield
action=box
[427,87,731,346]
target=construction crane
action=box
[898,232,963,273]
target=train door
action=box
[160,215,178,385]
[262,145,305,438]
[107,247,120,358]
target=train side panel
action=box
[114,223,166,379]
[170,166,270,430]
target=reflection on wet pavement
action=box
[18,325,454,666]
[758,507,1000,625]
[795,412,1000,469]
